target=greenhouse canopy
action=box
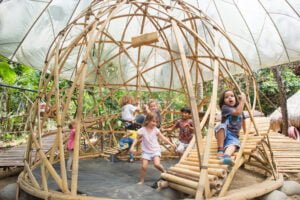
[0,0,300,86]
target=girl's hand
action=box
[171,143,176,149]
[129,148,135,153]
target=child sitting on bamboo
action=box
[118,130,137,162]
[215,90,246,165]
[120,95,141,130]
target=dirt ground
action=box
[0,175,18,190]
[1,159,300,199]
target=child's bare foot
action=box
[137,181,144,185]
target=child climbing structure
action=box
[13,0,291,199]
[162,116,281,199]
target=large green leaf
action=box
[0,62,17,84]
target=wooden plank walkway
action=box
[0,134,56,167]
[268,132,300,173]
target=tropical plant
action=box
[256,66,300,115]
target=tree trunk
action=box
[272,66,288,136]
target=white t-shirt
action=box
[121,104,137,121]
[138,127,161,154]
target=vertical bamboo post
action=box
[71,70,86,195]
[169,9,205,196]
[53,40,69,193]
[37,99,48,191]
[196,37,219,199]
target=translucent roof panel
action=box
[186,0,300,70]
[0,0,300,76]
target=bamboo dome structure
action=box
[8,0,281,199]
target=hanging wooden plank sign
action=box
[131,32,159,47]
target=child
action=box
[120,95,140,130]
[144,99,162,128]
[67,120,76,171]
[118,130,137,162]
[130,112,176,184]
[163,107,194,155]
[215,90,246,165]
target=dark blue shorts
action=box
[215,123,240,149]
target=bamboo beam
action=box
[31,134,64,192]
[196,35,219,199]
[24,160,40,189]
[169,166,218,183]
[209,174,284,200]
[161,173,198,189]
[168,182,196,196]
[131,32,159,47]
[53,35,69,193]
[37,100,48,192]
[18,172,112,200]
[169,11,205,198]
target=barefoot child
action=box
[67,120,76,171]
[130,112,176,184]
[215,90,246,165]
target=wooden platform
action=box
[268,132,300,173]
[0,134,56,167]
